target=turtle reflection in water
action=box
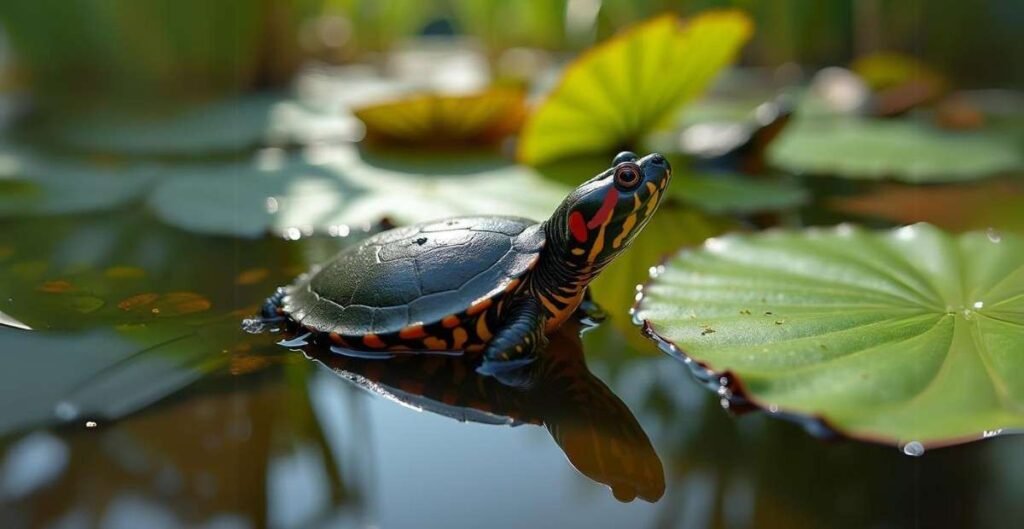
[250,151,671,382]
[298,319,665,503]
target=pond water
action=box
[1,177,1022,529]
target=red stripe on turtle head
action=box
[568,211,588,242]
[587,188,620,229]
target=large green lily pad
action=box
[633,223,1024,448]
[768,118,1023,183]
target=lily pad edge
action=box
[630,222,1024,452]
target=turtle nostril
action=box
[649,153,666,166]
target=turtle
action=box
[302,320,665,502]
[255,151,671,379]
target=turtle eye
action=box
[614,162,643,190]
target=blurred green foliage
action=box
[1,0,1019,111]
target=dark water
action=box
[1,180,1023,529]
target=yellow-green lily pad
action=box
[634,223,1024,448]
[518,10,753,165]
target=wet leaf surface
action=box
[635,223,1024,447]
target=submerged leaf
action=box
[768,117,1023,182]
[354,87,526,146]
[518,10,753,165]
[634,223,1024,447]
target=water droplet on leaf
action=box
[901,441,924,457]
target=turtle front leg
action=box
[476,297,548,386]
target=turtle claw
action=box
[476,357,537,388]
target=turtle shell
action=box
[281,216,545,338]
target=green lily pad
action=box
[633,223,1024,448]
[768,117,1024,182]
[148,146,570,238]
[0,145,157,216]
[672,173,808,213]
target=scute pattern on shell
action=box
[281,216,545,337]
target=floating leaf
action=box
[672,173,808,213]
[634,223,1024,447]
[517,10,753,165]
[768,118,1023,182]
[148,146,570,238]
[354,87,525,146]
[0,145,156,216]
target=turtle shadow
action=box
[298,320,666,503]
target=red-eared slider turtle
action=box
[302,321,665,502]
[255,151,671,378]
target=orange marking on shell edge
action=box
[526,254,540,270]
[465,344,485,354]
[504,278,521,293]
[452,327,469,349]
[328,332,348,346]
[442,315,461,328]
[399,323,427,340]
[476,314,493,341]
[363,334,386,349]
[466,297,493,316]
[423,336,448,350]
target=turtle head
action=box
[551,151,671,270]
